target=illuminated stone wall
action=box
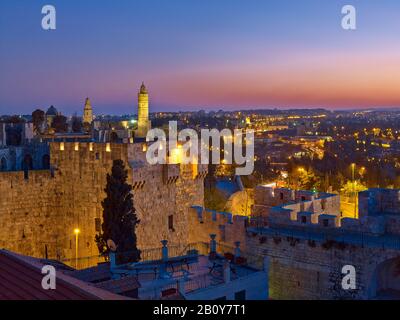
[246,232,400,300]
[189,186,400,300]
[0,142,205,263]
[188,206,248,250]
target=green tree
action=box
[95,160,141,264]
[51,115,68,133]
[204,186,227,211]
[32,109,45,134]
[341,180,367,196]
[71,114,82,133]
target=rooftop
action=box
[0,250,126,300]
[65,242,265,300]
[127,254,260,299]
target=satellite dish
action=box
[107,239,118,252]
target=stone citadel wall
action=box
[0,142,205,263]
[246,229,400,300]
[188,187,400,300]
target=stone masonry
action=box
[0,141,206,264]
[189,187,400,299]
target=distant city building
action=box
[136,82,151,138]
[83,98,93,124]
[0,121,34,147]
[45,105,59,127]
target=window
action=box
[280,192,284,200]
[168,215,174,232]
[323,219,329,227]
[235,290,246,300]
[321,200,326,210]
[301,216,307,224]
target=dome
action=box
[46,106,58,116]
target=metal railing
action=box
[61,242,211,270]
[62,255,106,270]
[61,240,264,271]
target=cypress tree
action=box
[95,159,141,264]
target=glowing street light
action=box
[351,163,357,218]
[74,228,80,269]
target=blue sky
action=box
[1,0,400,115]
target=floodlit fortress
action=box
[0,141,207,262]
[0,84,206,264]
[188,186,400,299]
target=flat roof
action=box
[132,255,259,295]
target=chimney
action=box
[234,241,241,260]
[109,251,117,279]
[178,279,185,296]
[159,240,169,279]
[161,240,169,261]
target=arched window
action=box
[0,157,7,171]
[42,154,50,169]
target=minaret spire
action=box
[83,97,93,124]
[137,82,150,138]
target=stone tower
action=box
[137,82,150,138]
[83,98,93,124]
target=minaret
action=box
[83,97,93,124]
[137,82,150,138]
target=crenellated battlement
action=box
[188,206,249,250]
[188,187,400,300]
[0,141,205,265]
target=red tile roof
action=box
[94,276,140,294]
[0,250,128,300]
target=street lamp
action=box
[74,228,80,269]
[351,163,356,218]
[298,167,305,173]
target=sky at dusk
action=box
[1,0,400,115]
